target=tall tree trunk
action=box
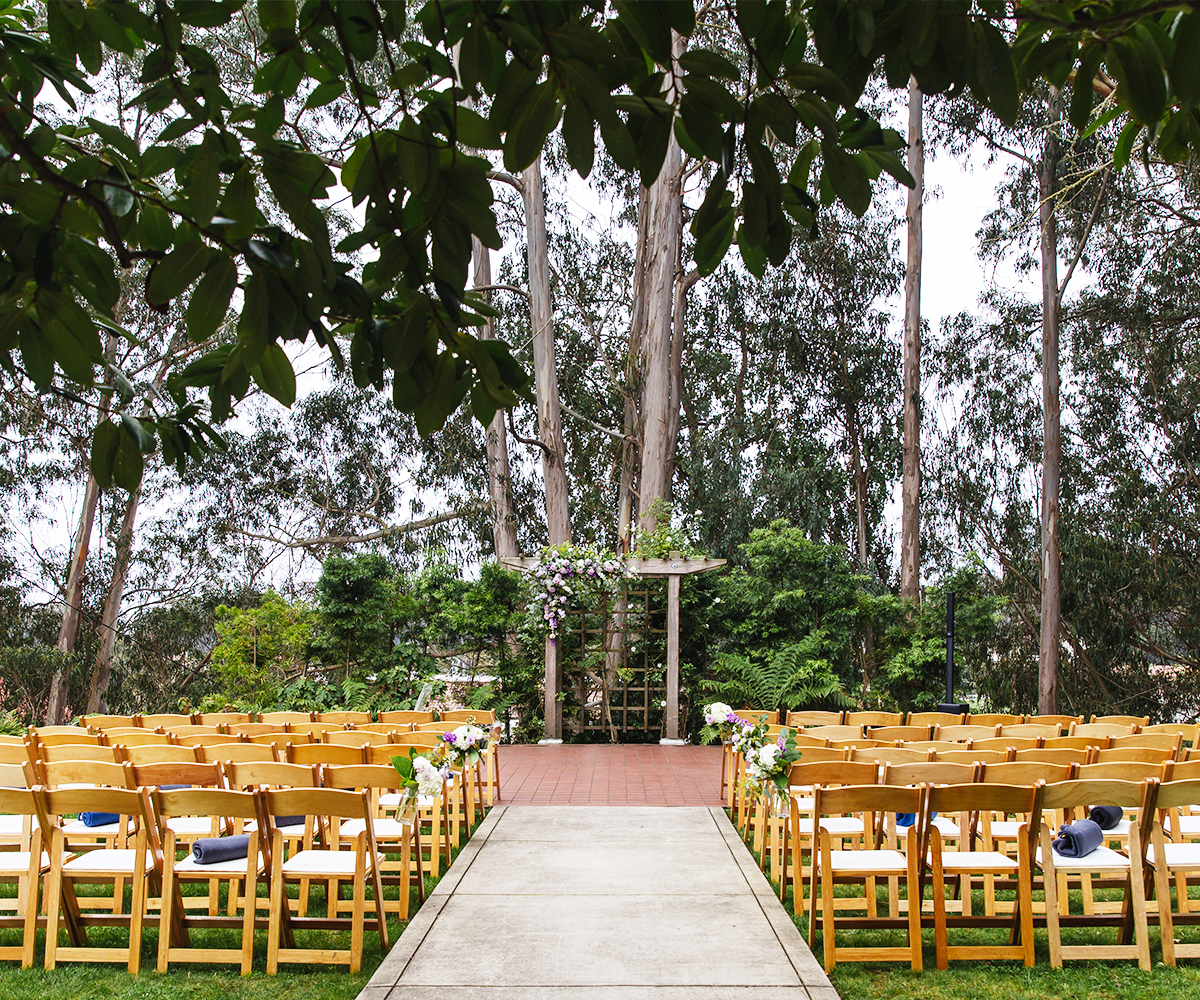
[473,237,520,558]
[47,329,121,724]
[901,77,924,603]
[617,187,651,555]
[522,155,571,546]
[666,268,700,487]
[86,486,139,714]
[1039,86,1063,715]
[637,33,686,534]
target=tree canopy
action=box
[2,0,1198,491]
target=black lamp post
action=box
[936,591,969,715]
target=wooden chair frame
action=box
[35,785,152,972]
[810,783,924,972]
[786,710,844,727]
[0,787,46,967]
[264,787,388,974]
[1038,778,1157,970]
[1149,778,1200,965]
[150,786,265,974]
[927,782,1043,968]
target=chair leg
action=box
[1041,826,1063,969]
[241,870,256,975]
[351,846,366,974]
[1017,834,1035,967]
[267,836,285,975]
[931,837,948,970]
[128,843,147,975]
[1155,852,1177,967]
[820,832,836,972]
[158,860,175,973]
[1128,833,1152,972]
[43,837,63,970]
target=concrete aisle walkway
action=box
[360,806,838,1000]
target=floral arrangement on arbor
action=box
[528,544,635,642]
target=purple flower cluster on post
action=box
[530,547,633,642]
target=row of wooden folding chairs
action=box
[12,742,481,876]
[780,710,1155,730]
[2,780,422,974]
[757,770,1200,973]
[78,709,493,731]
[772,722,1189,744]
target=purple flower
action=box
[443,732,457,744]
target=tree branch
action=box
[1058,166,1110,302]
[237,503,485,549]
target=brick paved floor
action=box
[495,743,723,806]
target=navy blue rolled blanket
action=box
[1090,805,1123,830]
[79,812,119,827]
[1052,818,1104,858]
[274,815,304,828]
[192,835,251,864]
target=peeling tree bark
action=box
[1039,86,1063,716]
[522,155,571,546]
[616,186,651,555]
[473,236,520,558]
[47,329,120,724]
[901,77,923,603]
[636,33,686,535]
[86,486,139,714]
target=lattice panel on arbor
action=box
[562,583,667,739]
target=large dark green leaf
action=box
[146,241,210,304]
[186,255,238,343]
[253,342,297,406]
[111,422,145,491]
[90,418,120,490]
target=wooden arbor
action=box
[501,556,726,743]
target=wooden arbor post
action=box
[500,555,726,743]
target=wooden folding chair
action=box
[897,740,963,753]
[35,743,122,772]
[140,714,195,730]
[315,711,372,727]
[324,764,424,920]
[1012,746,1092,767]
[967,713,1024,727]
[121,744,199,766]
[1091,744,1178,765]
[1143,722,1199,746]
[933,748,1011,765]
[971,736,1039,753]
[377,710,433,726]
[1026,714,1082,730]
[288,742,366,767]
[997,723,1061,739]
[248,732,296,753]
[1161,759,1200,842]
[168,725,225,739]
[84,715,140,730]
[439,710,498,728]
[0,787,46,967]
[1091,715,1148,728]
[259,711,314,726]
[325,730,387,747]
[1106,732,1183,755]
[229,724,285,739]
[805,725,864,742]
[908,711,965,728]
[225,761,320,915]
[365,745,450,875]
[1038,778,1157,970]
[177,733,242,749]
[264,787,388,974]
[843,711,903,728]
[36,785,152,972]
[194,713,255,727]
[737,708,779,725]
[1043,736,1108,752]
[810,783,924,972]
[927,782,1043,968]
[935,724,1001,743]
[126,760,228,918]
[1146,777,1200,965]
[150,786,265,974]
[786,710,844,727]
[197,742,278,766]
[871,725,931,742]
[1070,722,1138,740]
[30,726,95,739]
[778,760,877,913]
[849,747,932,767]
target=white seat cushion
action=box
[899,816,961,838]
[341,818,412,838]
[1169,815,1200,837]
[0,851,50,874]
[167,817,223,837]
[62,849,155,874]
[1036,844,1131,871]
[62,819,129,837]
[818,818,865,835]
[174,853,265,875]
[280,849,384,875]
[827,849,909,873]
[0,815,37,836]
[989,820,1023,839]
[935,850,1019,873]
[1147,842,1200,868]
